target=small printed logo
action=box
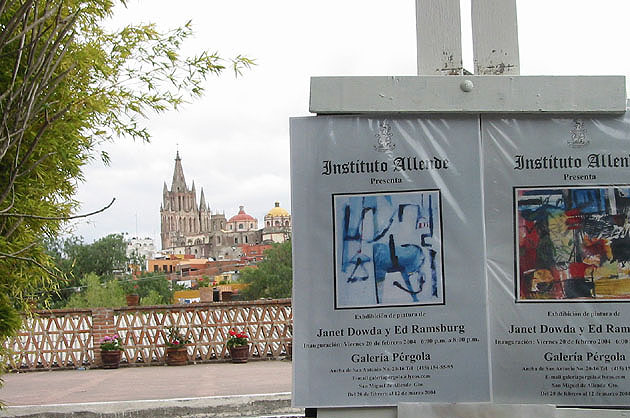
[568,119,589,148]
[374,121,395,152]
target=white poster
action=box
[484,115,630,405]
[290,116,489,407]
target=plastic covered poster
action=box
[290,116,489,407]
[483,114,630,405]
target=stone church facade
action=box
[160,152,290,260]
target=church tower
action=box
[160,152,211,250]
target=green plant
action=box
[197,276,211,288]
[65,273,126,308]
[100,335,123,351]
[122,279,140,295]
[226,329,249,349]
[238,241,292,300]
[165,326,190,348]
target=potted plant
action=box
[165,326,190,366]
[124,281,140,306]
[226,329,249,363]
[100,334,123,369]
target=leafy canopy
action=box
[0,0,252,350]
[238,241,292,300]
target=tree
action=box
[0,0,252,368]
[49,234,127,278]
[45,234,128,307]
[120,272,173,305]
[65,273,125,308]
[239,241,292,300]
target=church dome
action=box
[266,201,289,217]
[229,206,255,222]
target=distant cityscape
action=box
[124,152,292,303]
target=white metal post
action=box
[416,0,463,75]
[471,0,520,75]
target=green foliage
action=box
[122,273,173,305]
[140,290,163,306]
[65,273,125,308]
[46,234,128,307]
[238,241,292,300]
[165,326,190,348]
[49,234,127,279]
[197,275,211,288]
[0,294,21,341]
[0,0,252,353]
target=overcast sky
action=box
[70,0,630,246]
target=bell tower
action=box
[160,152,210,250]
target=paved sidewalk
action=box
[0,360,300,417]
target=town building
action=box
[159,152,291,259]
[262,202,292,243]
[126,236,156,272]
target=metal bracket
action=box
[310,75,626,114]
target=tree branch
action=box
[0,251,56,278]
[0,197,116,220]
[2,241,38,258]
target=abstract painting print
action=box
[516,186,630,302]
[333,190,444,309]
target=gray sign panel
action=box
[290,116,489,407]
[484,115,630,405]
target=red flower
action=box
[173,340,179,345]
[229,329,236,336]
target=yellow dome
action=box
[267,202,289,217]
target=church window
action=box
[238,223,243,230]
[249,223,253,228]
[275,221,280,226]
[245,236,248,243]
[235,237,238,244]
[266,221,270,227]
[230,225,233,230]
[285,221,289,226]
[178,196,181,209]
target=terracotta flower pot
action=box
[166,346,188,366]
[229,345,249,363]
[126,294,140,306]
[101,350,122,369]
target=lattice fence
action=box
[116,299,293,366]
[3,299,292,371]
[4,309,93,370]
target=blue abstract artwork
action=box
[333,190,444,308]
